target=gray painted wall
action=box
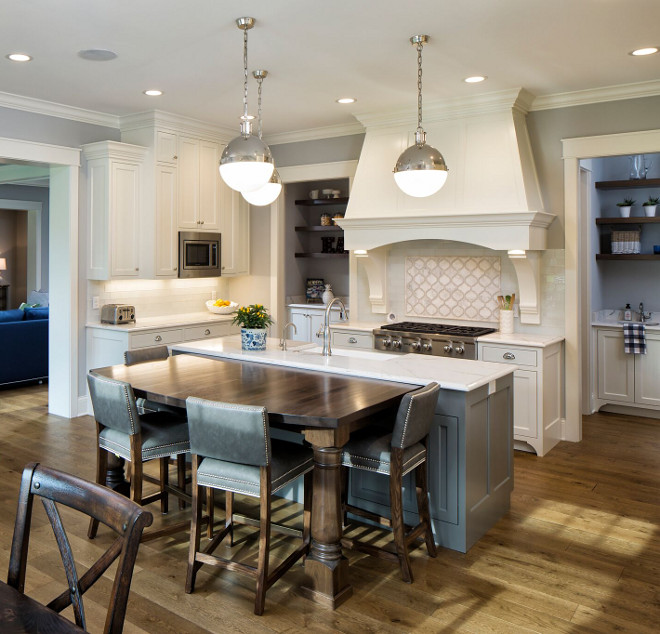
[271,133,364,167]
[528,95,660,248]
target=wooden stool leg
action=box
[415,459,437,558]
[390,449,413,583]
[303,470,312,548]
[88,445,108,539]
[177,454,187,510]
[226,491,234,546]
[206,487,214,539]
[185,456,203,594]
[130,460,143,506]
[254,469,271,616]
[160,457,169,514]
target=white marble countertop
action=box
[330,320,379,332]
[288,303,348,310]
[172,334,514,392]
[477,332,565,347]
[592,321,660,330]
[86,312,234,332]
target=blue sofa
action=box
[0,307,49,386]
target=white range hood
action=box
[338,88,555,323]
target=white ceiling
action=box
[2,0,660,137]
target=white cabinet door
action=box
[221,187,250,276]
[156,130,178,165]
[309,312,325,342]
[154,164,179,277]
[198,140,220,230]
[513,369,538,438]
[178,136,200,229]
[597,329,634,403]
[288,309,310,341]
[634,333,660,406]
[110,161,141,277]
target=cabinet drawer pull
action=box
[154,335,162,342]
[503,352,515,360]
[200,220,205,225]
[348,337,357,344]
[204,329,211,336]
[173,155,178,160]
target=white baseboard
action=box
[77,395,92,417]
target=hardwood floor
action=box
[0,383,658,633]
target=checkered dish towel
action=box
[623,322,646,354]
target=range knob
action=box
[383,337,393,348]
[443,343,453,353]
[455,345,465,355]
[392,338,402,349]
[411,338,422,352]
[422,341,433,353]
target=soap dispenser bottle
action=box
[624,303,632,321]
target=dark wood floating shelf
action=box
[295,225,343,232]
[294,197,349,206]
[595,178,660,190]
[596,217,660,225]
[294,252,349,258]
[596,254,660,260]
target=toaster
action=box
[101,304,135,324]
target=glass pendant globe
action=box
[393,141,448,197]
[219,133,274,192]
[242,170,282,206]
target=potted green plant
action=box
[233,304,273,351]
[642,196,659,217]
[617,197,635,217]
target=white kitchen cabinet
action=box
[156,129,178,164]
[596,327,660,408]
[154,164,179,276]
[83,141,147,280]
[287,305,346,342]
[478,338,563,456]
[331,328,374,350]
[221,186,250,276]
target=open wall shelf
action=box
[595,178,660,190]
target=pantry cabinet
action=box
[83,141,147,280]
[287,305,346,342]
[596,327,660,408]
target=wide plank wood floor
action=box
[0,383,658,633]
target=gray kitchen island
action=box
[172,335,515,553]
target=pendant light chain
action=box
[417,40,424,134]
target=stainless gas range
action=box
[373,322,497,360]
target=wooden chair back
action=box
[7,463,152,633]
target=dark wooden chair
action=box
[87,372,190,541]
[3,462,152,633]
[184,397,313,615]
[341,382,440,583]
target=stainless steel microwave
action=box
[178,231,221,278]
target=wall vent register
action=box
[373,322,496,359]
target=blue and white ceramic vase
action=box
[241,328,267,351]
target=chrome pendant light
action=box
[393,35,448,198]
[242,70,282,206]
[219,17,274,193]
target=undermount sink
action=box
[292,346,399,361]
[617,321,659,326]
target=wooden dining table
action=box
[91,353,419,609]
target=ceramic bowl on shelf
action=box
[205,300,238,314]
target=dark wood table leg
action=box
[105,453,130,497]
[300,429,353,609]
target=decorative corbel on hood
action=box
[339,87,556,323]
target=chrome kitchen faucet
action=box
[321,298,347,356]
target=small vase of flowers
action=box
[233,304,273,351]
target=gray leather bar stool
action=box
[87,372,190,541]
[184,397,313,615]
[341,382,440,583]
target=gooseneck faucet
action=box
[321,297,347,356]
[639,302,651,323]
[279,321,297,351]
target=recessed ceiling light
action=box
[7,53,32,62]
[78,49,118,61]
[143,89,163,97]
[336,97,357,104]
[464,76,487,83]
[631,47,658,56]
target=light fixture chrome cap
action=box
[241,169,282,206]
[393,141,448,198]
[219,134,274,192]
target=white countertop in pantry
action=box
[287,303,348,310]
[86,312,235,332]
[477,332,565,347]
[592,321,660,331]
[172,334,514,392]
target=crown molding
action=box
[265,122,365,146]
[119,109,236,141]
[0,90,119,128]
[530,79,660,111]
